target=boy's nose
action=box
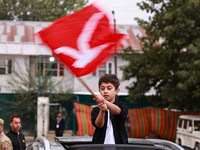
[104,89,108,93]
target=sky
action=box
[88,0,151,25]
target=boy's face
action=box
[99,82,119,103]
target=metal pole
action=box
[112,10,117,76]
[49,62,52,104]
[36,55,42,139]
[42,77,47,96]
[37,55,41,98]
[49,57,54,104]
[42,104,45,136]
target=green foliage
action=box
[121,0,200,111]
[0,0,88,21]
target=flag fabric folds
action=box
[36,2,127,77]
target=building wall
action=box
[73,55,133,95]
[0,52,133,95]
[0,55,29,93]
[0,54,75,94]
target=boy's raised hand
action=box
[93,94,105,104]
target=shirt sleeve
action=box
[2,140,13,150]
[115,102,128,120]
[91,107,100,128]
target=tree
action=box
[0,0,88,21]
[121,0,200,111]
[7,60,73,133]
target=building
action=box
[0,20,146,96]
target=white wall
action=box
[0,55,28,93]
[73,55,133,95]
[0,54,74,94]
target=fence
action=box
[0,93,150,137]
[73,102,200,142]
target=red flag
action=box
[35,2,127,77]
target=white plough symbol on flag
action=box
[54,12,113,68]
[36,2,127,77]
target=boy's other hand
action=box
[93,94,105,104]
[98,102,107,111]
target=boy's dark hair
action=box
[10,115,20,123]
[98,74,120,90]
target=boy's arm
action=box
[95,109,106,128]
[94,94,121,115]
[91,101,107,128]
[104,100,121,115]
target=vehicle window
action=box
[178,119,183,128]
[183,120,188,129]
[189,120,192,127]
[194,121,200,131]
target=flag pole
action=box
[78,77,96,97]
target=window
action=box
[0,59,12,74]
[30,56,65,77]
[189,120,192,127]
[59,64,65,76]
[194,121,200,131]
[92,61,114,77]
[183,120,188,129]
[178,119,183,128]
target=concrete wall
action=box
[37,97,49,137]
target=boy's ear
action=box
[116,88,120,94]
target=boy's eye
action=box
[100,87,105,91]
[100,86,113,91]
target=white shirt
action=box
[104,110,115,144]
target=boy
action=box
[91,74,128,144]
